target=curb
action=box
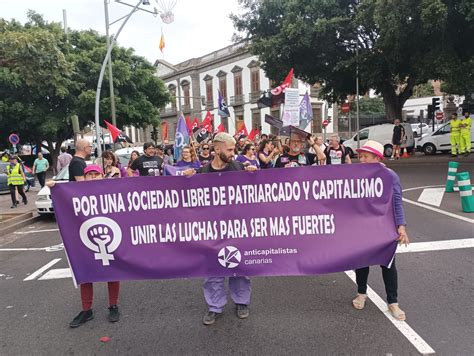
[0,212,43,237]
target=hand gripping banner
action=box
[51,164,398,284]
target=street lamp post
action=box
[94,0,162,157]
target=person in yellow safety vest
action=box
[459,111,472,157]
[449,113,461,157]
[1,152,9,162]
[7,155,28,209]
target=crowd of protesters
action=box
[44,132,410,329]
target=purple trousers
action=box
[203,277,251,313]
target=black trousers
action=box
[9,185,27,205]
[36,171,46,187]
[355,259,398,304]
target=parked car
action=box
[35,165,69,215]
[0,162,35,193]
[411,123,430,138]
[114,146,144,167]
[343,123,415,158]
[416,121,474,155]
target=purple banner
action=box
[163,164,188,176]
[51,164,397,284]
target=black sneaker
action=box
[108,305,120,323]
[10,204,17,209]
[23,200,28,205]
[236,304,250,319]
[202,311,221,325]
[69,309,93,328]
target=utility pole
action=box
[104,0,117,128]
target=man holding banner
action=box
[184,133,257,325]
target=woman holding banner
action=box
[352,140,410,321]
[236,143,260,169]
[258,139,279,169]
[176,145,201,169]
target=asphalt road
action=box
[0,158,473,355]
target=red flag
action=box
[216,123,226,133]
[185,116,192,133]
[201,111,214,133]
[248,128,260,141]
[191,118,200,133]
[236,121,248,137]
[104,120,121,143]
[161,121,169,141]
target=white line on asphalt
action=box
[345,270,436,355]
[396,238,474,254]
[39,268,72,280]
[14,228,59,234]
[403,184,472,192]
[417,188,445,207]
[402,197,474,224]
[23,258,62,281]
[0,244,64,252]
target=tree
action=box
[0,12,170,168]
[232,0,473,121]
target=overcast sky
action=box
[1,0,244,65]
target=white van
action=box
[416,121,474,155]
[343,123,414,158]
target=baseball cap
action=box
[83,164,103,175]
[356,140,385,160]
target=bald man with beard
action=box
[69,139,93,182]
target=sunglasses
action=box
[202,147,209,150]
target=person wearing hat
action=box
[7,155,28,208]
[1,151,10,162]
[459,111,471,156]
[352,140,410,321]
[69,165,121,327]
[182,133,257,326]
[127,142,163,177]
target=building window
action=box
[235,113,244,132]
[234,72,242,96]
[251,110,261,130]
[251,69,260,93]
[219,76,227,100]
[168,85,176,109]
[182,82,190,106]
[206,81,213,107]
[311,106,322,134]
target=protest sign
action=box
[52,164,397,284]
[282,88,300,126]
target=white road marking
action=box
[345,270,436,355]
[396,238,474,254]
[23,258,62,281]
[39,268,72,280]
[14,228,59,235]
[402,197,474,224]
[417,188,445,207]
[0,244,64,252]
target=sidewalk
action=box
[0,171,53,215]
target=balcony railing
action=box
[161,107,177,116]
[230,94,245,106]
[249,91,261,103]
[205,100,214,110]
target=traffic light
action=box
[427,104,434,121]
[432,97,440,111]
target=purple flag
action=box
[51,164,398,284]
[163,164,189,176]
[173,114,189,161]
[217,90,230,117]
[299,92,313,130]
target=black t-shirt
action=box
[324,145,348,165]
[199,160,244,173]
[198,155,212,166]
[68,156,87,182]
[275,152,316,168]
[130,155,164,176]
[392,125,405,143]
